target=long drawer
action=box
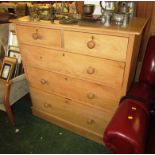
[16,25,62,48]
[26,67,120,110]
[30,87,114,135]
[64,31,128,61]
[20,44,125,88]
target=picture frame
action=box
[0,57,16,82]
[8,50,23,77]
[8,50,21,64]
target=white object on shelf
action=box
[8,31,19,47]
[84,1,102,15]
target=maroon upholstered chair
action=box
[104,99,149,153]
[139,36,155,89]
[103,36,155,153]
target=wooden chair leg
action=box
[3,98,15,126]
[3,82,15,126]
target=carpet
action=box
[0,94,111,154]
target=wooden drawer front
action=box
[27,67,120,110]
[21,44,125,88]
[30,88,114,135]
[64,31,128,61]
[20,44,47,69]
[16,25,61,48]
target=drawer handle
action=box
[64,77,68,81]
[87,93,95,99]
[39,56,43,59]
[40,79,48,85]
[87,119,95,125]
[87,36,95,49]
[44,103,52,108]
[65,98,71,104]
[32,29,39,40]
[87,66,95,74]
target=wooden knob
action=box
[32,29,39,40]
[64,77,68,81]
[40,79,47,85]
[44,103,52,108]
[87,36,95,49]
[87,66,95,74]
[39,56,43,59]
[87,93,95,99]
[65,98,71,104]
[87,118,95,125]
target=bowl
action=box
[83,4,95,16]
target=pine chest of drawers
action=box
[15,17,147,144]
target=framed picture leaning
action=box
[0,57,16,82]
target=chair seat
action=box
[0,74,29,111]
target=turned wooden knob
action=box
[44,103,52,108]
[87,93,95,99]
[87,118,95,125]
[87,66,95,74]
[87,36,95,49]
[40,79,47,85]
[39,56,43,59]
[32,29,39,40]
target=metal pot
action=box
[118,2,129,14]
[100,1,116,15]
[113,13,124,25]
[83,4,95,16]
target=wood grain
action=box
[20,44,125,88]
[16,25,62,48]
[27,67,120,111]
[64,31,128,61]
[31,87,115,144]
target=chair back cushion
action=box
[140,36,155,88]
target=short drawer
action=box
[16,25,62,48]
[21,44,125,88]
[26,67,120,110]
[30,88,114,135]
[64,31,128,61]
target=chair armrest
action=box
[3,74,26,96]
[3,74,28,105]
[103,99,149,154]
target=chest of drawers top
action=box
[14,16,147,36]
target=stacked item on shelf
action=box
[7,23,24,78]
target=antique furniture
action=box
[0,74,28,126]
[0,22,28,126]
[103,36,155,153]
[0,57,29,126]
[14,16,147,144]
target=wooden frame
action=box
[0,57,16,82]
[8,50,21,63]
[8,50,24,77]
